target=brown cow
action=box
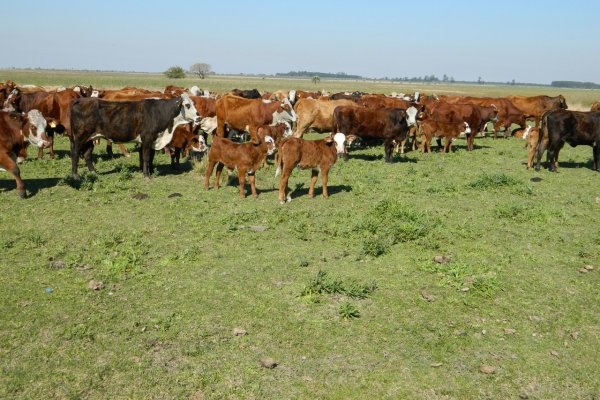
[590,102,600,112]
[257,122,291,169]
[276,133,346,204]
[417,119,471,153]
[164,124,208,168]
[0,110,49,198]
[204,130,276,198]
[4,88,80,159]
[292,98,356,138]
[506,95,567,124]
[215,94,296,138]
[519,126,545,169]
[295,90,323,100]
[424,102,498,151]
[440,95,526,138]
[333,106,410,162]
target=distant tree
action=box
[450,76,455,83]
[190,63,212,79]
[511,79,516,86]
[312,76,320,85]
[443,74,448,82]
[164,66,186,79]
[477,76,482,84]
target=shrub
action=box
[164,66,186,79]
[467,172,521,190]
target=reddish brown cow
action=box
[417,119,470,153]
[215,94,296,137]
[0,110,49,198]
[204,131,276,198]
[4,88,80,159]
[276,133,346,204]
[256,123,290,168]
[520,126,545,169]
[440,95,526,138]
[295,90,323,100]
[424,102,498,151]
[506,95,568,124]
[164,124,208,168]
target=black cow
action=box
[230,88,261,99]
[69,93,201,179]
[333,106,410,162]
[536,109,600,172]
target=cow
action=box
[440,95,526,138]
[69,93,201,180]
[0,80,17,105]
[333,106,410,162]
[164,124,208,168]
[3,87,80,159]
[264,90,297,104]
[204,130,276,198]
[229,88,261,99]
[423,102,498,151]
[519,126,545,169]
[292,98,357,138]
[295,90,323,100]
[417,119,471,153]
[275,133,346,204]
[0,110,49,198]
[590,102,600,112]
[535,110,600,172]
[256,122,291,169]
[506,95,568,125]
[215,95,296,138]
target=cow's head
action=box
[326,132,347,156]
[558,95,568,109]
[274,98,297,124]
[23,110,49,148]
[288,90,297,105]
[3,88,20,111]
[188,134,208,154]
[405,106,420,126]
[180,93,202,124]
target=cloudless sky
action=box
[2,0,599,84]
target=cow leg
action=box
[118,143,130,157]
[214,163,224,189]
[443,138,451,153]
[106,142,114,158]
[278,167,291,204]
[527,141,537,169]
[384,140,394,163]
[248,171,258,198]
[204,159,216,190]
[321,167,330,199]
[48,135,55,159]
[141,145,153,179]
[82,141,96,173]
[593,144,600,171]
[237,167,247,198]
[148,149,156,175]
[171,148,181,169]
[547,146,559,172]
[308,169,319,198]
[70,140,81,180]
[0,153,26,198]
[436,138,443,152]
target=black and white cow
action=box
[69,93,201,179]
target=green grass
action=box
[1,71,600,399]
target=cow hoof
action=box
[72,174,81,181]
[279,200,285,205]
[18,191,27,199]
[286,196,292,203]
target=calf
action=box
[257,122,291,169]
[0,110,49,198]
[536,110,600,172]
[204,132,276,198]
[165,124,208,168]
[276,133,346,204]
[521,126,546,169]
[417,119,471,153]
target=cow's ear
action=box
[250,132,261,145]
[325,134,334,143]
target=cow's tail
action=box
[275,139,286,177]
[535,110,550,169]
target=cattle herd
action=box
[0,79,599,201]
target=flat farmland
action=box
[1,70,599,399]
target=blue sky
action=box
[2,0,599,84]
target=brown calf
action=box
[257,123,290,169]
[276,133,346,204]
[204,132,276,198]
[165,124,208,168]
[417,119,471,153]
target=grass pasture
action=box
[1,71,600,399]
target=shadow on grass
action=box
[0,177,62,198]
[289,183,352,199]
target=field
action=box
[1,70,600,399]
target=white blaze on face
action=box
[25,110,48,148]
[522,125,532,140]
[288,90,296,104]
[461,122,471,137]
[191,135,208,152]
[189,86,202,96]
[91,90,99,98]
[282,121,292,137]
[264,136,276,155]
[333,132,346,154]
[405,106,418,126]
[180,93,201,123]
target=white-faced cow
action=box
[69,93,200,179]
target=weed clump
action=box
[354,199,431,257]
[467,173,521,190]
[301,270,377,299]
